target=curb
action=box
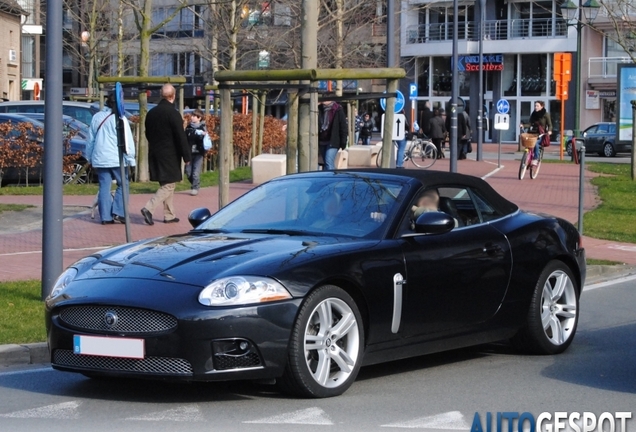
[0,343,49,368]
[1,266,635,369]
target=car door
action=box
[583,125,600,153]
[398,186,512,338]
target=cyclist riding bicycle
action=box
[521,101,552,166]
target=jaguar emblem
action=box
[104,311,118,328]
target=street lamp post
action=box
[560,0,600,137]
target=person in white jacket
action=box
[86,93,136,225]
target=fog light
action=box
[239,341,248,351]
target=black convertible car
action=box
[46,170,585,398]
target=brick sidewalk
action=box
[1,148,634,281]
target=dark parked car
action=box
[0,113,88,184]
[0,101,99,126]
[45,170,585,397]
[567,122,630,157]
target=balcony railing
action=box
[588,57,634,79]
[406,18,567,44]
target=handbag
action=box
[203,134,213,151]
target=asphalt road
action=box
[1,276,634,432]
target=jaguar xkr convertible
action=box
[46,169,585,398]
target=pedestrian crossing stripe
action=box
[125,405,204,422]
[244,407,334,425]
[0,401,80,419]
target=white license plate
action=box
[73,335,144,359]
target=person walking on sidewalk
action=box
[429,108,446,158]
[358,113,374,145]
[141,83,191,225]
[184,109,208,196]
[318,99,347,170]
[86,92,136,225]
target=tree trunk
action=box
[136,0,153,182]
[335,0,344,97]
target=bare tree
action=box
[597,0,636,62]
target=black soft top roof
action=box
[285,168,519,216]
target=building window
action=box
[152,7,204,39]
[520,54,547,96]
[22,35,35,78]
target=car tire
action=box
[603,142,616,157]
[278,285,364,398]
[512,260,579,355]
[565,142,573,157]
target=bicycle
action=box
[518,131,547,180]
[376,138,438,168]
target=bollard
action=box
[577,146,585,234]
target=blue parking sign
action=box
[409,83,418,99]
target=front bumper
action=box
[46,278,302,381]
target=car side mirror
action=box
[188,207,212,228]
[413,211,455,235]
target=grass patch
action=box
[0,167,252,196]
[585,163,636,243]
[0,280,46,344]
[0,203,34,214]
[586,258,625,266]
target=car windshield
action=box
[196,175,407,238]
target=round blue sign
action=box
[496,99,510,115]
[380,90,406,114]
[115,82,125,118]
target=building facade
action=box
[399,0,623,143]
[0,0,25,101]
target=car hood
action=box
[75,232,372,287]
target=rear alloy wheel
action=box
[603,142,616,157]
[513,261,579,354]
[279,285,364,398]
[63,162,89,184]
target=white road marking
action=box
[607,244,636,252]
[126,405,204,422]
[584,274,636,292]
[0,246,107,257]
[244,407,333,425]
[481,166,504,180]
[0,366,52,377]
[0,401,80,419]
[381,411,470,430]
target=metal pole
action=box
[41,0,64,299]
[309,89,318,170]
[477,0,485,161]
[578,145,585,234]
[574,8,582,137]
[450,0,459,173]
[387,0,395,67]
[382,80,397,168]
[116,115,131,243]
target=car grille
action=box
[59,306,177,335]
[213,353,262,371]
[53,349,193,376]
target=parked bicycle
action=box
[376,138,438,169]
[518,130,547,180]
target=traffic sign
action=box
[496,99,510,114]
[380,90,405,114]
[408,83,418,99]
[494,113,510,130]
[553,53,572,82]
[380,113,406,140]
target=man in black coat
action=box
[318,100,347,170]
[141,83,191,225]
[445,106,468,160]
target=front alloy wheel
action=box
[513,260,579,354]
[603,142,616,157]
[279,285,364,397]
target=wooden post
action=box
[258,91,266,156]
[251,93,258,159]
[286,84,299,174]
[631,100,636,181]
[381,79,397,168]
[178,86,184,115]
[309,88,319,169]
[219,87,232,208]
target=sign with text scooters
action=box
[380,114,406,140]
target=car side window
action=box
[596,124,609,134]
[469,190,504,222]
[585,126,597,135]
[609,124,616,134]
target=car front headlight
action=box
[48,267,78,299]
[199,276,292,306]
